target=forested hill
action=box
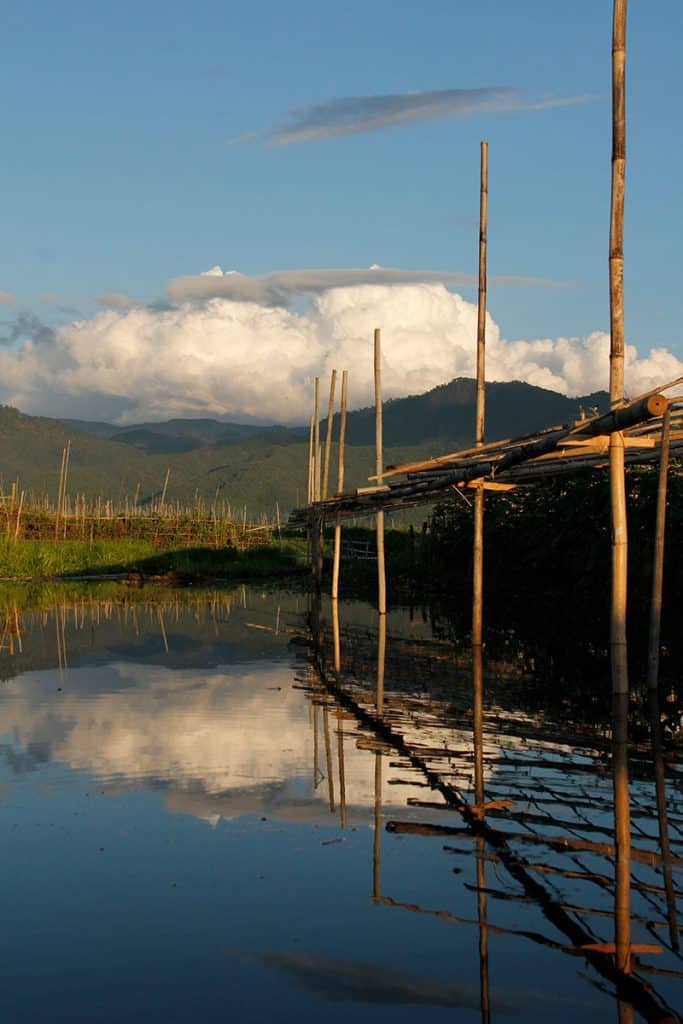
[0,378,608,513]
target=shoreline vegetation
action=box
[0,466,678,669]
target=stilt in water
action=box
[331,370,348,602]
[609,0,631,977]
[472,140,488,648]
[322,370,337,500]
[374,329,386,616]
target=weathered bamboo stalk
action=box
[313,377,321,503]
[307,413,315,505]
[322,369,337,500]
[375,329,386,616]
[647,406,672,691]
[473,140,488,649]
[331,370,348,601]
[54,444,67,541]
[609,0,630,978]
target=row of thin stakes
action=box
[307,329,387,614]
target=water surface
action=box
[0,585,680,1022]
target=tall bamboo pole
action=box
[647,407,672,691]
[472,141,488,649]
[331,370,348,601]
[307,414,315,505]
[322,370,337,500]
[313,377,320,502]
[609,0,630,978]
[375,329,386,616]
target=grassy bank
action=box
[0,536,308,581]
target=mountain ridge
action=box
[0,378,609,513]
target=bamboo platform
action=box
[289,382,683,527]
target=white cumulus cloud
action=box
[0,276,680,423]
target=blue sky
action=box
[0,1,681,421]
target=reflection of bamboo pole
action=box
[476,835,491,1024]
[313,703,320,789]
[323,705,336,813]
[322,370,337,500]
[331,370,348,601]
[613,690,631,976]
[337,713,347,829]
[647,406,672,691]
[473,645,485,811]
[373,751,382,901]
[472,141,488,648]
[157,607,169,654]
[374,329,386,616]
[373,610,386,899]
[647,685,679,951]
[376,612,386,718]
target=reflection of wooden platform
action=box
[298,608,683,1022]
[289,386,682,525]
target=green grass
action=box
[0,536,309,580]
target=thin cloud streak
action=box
[0,291,16,307]
[93,292,142,311]
[168,266,560,306]
[233,87,598,145]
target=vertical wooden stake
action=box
[609,0,630,977]
[307,413,315,505]
[331,370,348,601]
[322,369,337,500]
[647,407,672,691]
[55,444,67,541]
[313,377,321,503]
[472,140,488,649]
[375,329,386,616]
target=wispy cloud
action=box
[168,265,558,306]
[92,292,142,311]
[0,290,16,307]
[41,292,60,304]
[233,87,597,145]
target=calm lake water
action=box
[0,584,680,1023]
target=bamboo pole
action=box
[54,444,67,541]
[473,140,488,649]
[609,0,630,978]
[307,413,315,505]
[331,370,348,601]
[313,377,321,502]
[160,468,171,513]
[647,406,672,691]
[322,369,337,500]
[375,329,386,616]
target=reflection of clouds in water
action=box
[0,662,425,818]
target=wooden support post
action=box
[647,407,672,691]
[322,369,337,500]
[472,140,488,649]
[307,413,315,505]
[375,329,387,616]
[313,376,320,502]
[609,0,630,977]
[331,370,348,602]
